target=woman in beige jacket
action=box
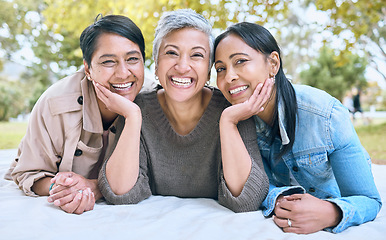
[5,14,145,214]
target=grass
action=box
[0,121,27,149]
[355,121,386,165]
[0,119,385,164]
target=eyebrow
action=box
[98,50,141,59]
[164,44,207,53]
[215,52,249,65]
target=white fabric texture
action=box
[0,149,384,240]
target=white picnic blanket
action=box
[0,149,384,240]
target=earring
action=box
[271,75,275,84]
[155,75,159,81]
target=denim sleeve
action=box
[326,101,382,233]
[261,183,305,217]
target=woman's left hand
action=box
[273,193,342,234]
[221,77,274,125]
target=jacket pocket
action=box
[295,152,332,178]
[72,140,102,178]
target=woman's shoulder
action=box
[209,87,230,108]
[293,84,339,117]
[134,89,158,107]
[32,69,86,113]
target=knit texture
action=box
[99,88,268,212]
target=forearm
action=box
[219,117,251,197]
[32,177,54,196]
[325,196,381,233]
[106,113,142,195]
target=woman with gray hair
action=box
[95,9,270,212]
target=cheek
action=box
[216,74,226,91]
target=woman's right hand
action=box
[47,172,98,214]
[93,81,140,119]
[221,77,274,125]
[273,194,342,234]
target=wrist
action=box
[325,201,343,228]
[124,109,142,125]
[49,182,55,192]
[220,111,239,127]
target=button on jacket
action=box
[258,84,382,233]
[5,68,118,196]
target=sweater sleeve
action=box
[218,117,269,213]
[98,118,152,205]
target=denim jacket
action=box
[258,84,382,233]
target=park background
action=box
[0,0,385,163]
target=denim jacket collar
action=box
[254,99,290,145]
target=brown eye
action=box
[216,67,225,73]
[235,59,248,65]
[166,50,178,56]
[101,60,116,67]
[127,57,140,64]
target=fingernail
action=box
[54,200,60,206]
[47,197,52,203]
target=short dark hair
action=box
[214,22,297,158]
[80,14,145,67]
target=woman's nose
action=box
[174,55,191,73]
[115,62,132,79]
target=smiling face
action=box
[84,32,144,102]
[215,34,277,105]
[155,27,211,103]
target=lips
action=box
[229,85,248,95]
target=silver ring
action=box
[78,190,83,194]
[287,219,292,228]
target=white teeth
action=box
[229,86,248,95]
[171,77,192,86]
[112,82,133,89]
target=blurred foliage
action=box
[0,0,385,116]
[300,46,367,101]
[312,0,386,82]
[0,77,26,121]
[41,0,290,66]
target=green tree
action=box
[0,0,32,66]
[312,0,385,84]
[0,77,26,121]
[300,46,367,101]
[41,0,290,67]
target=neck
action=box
[97,98,118,130]
[257,88,276,126]
[158,88,212,135]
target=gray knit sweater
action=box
[99,88,269,212]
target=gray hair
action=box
[152,9,214,70]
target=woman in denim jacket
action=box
[213,22,381,234]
